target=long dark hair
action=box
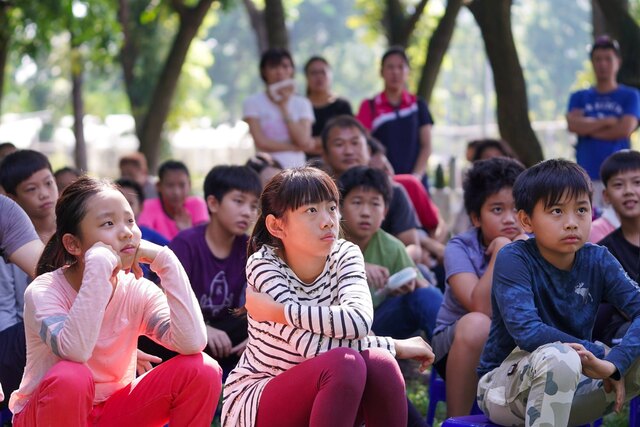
[37,176,118,276]
[248,167,340,257]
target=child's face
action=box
[13,169,58,221]
[341,187,386,244]
[270,200,339,259]
[55,171,79,194]
[603,169,640,220]
[157,170,190,210]
[120,187,142,218]
[72,189,142,269]
[208,190,259,236]
[471,187,521,246]
[519,191,592,270]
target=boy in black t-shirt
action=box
[595,150,640,345]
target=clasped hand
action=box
[567,343,624,412]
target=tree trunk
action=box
[138,0,213,171]
[594,0,640,89]
[467,0,543,166]
[416,0,463,103]
[0,2,12,117]
[71,47,87,171]
[117,0,144,137]
[383,0,429,48]
[591,0,609,38]
[241,0,268,53]
[264,0,288,50]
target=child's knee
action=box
[172,353,223,385]
[44,361,94,395]
[455,313,490,349]
[321,348,367,388]
[530,343,581,387]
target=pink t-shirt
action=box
[137,196,209,240]
[9,246,207,414]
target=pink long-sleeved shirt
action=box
[9,245,206,413]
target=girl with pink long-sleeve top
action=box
[9,176,222,427]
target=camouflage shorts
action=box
[477,342,640,427]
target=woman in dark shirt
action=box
[304,56,352,161]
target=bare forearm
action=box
[567,116,611,135]
[284,120,313,151]
[254,138,298,153]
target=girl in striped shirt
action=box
[222,167,434,427]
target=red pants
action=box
[13,353,222,427]
[256,347,407,427]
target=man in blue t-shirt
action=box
[567,36,640,209]
[477,159,640,427]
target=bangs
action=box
[278,168,339,212]
[541,171,592,209]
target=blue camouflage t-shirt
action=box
[478,239,640,377]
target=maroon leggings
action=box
[255,347,407,427]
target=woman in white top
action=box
[243,48,315,169]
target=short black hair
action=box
[115,177,145,205]
[321,115,367,153]
[0,142,16,152]
[366,136,386,156]
[245,153,282,175]
[157,160,190,182]
[0,149,53,195]
[471,138,516,162]
[54,166,81,179]
[463,157,525,218]
[338,165,393,206]
[600,150,640,186]
[204,165,262,203]
[513,159,592,216]
[590,35,621,59]
[381,45,409,68]
[259,48,294,83]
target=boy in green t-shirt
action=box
[338,166,443,340]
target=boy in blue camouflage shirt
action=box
[477,159,640,427]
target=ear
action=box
[62,233,82,257]
[517,210,534,234]
[206,195,220,214]
[602,187,611,206]
[265,214,285,240]
[470,212,481,228]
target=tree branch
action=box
[402,0,430,46]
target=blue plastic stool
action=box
[425,368,446,427]
[426,368,482,427]
[1,407,12,426]
[630,396,640,427]
[442,414,601,427]
[441,415,500,426]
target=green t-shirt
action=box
[362,229,422,307]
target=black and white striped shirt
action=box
[221,239,395,427]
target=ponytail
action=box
[37,233,73,276]
[247,215,280,257]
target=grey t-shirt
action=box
[0,195,39,332]
[434,227,489,334]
